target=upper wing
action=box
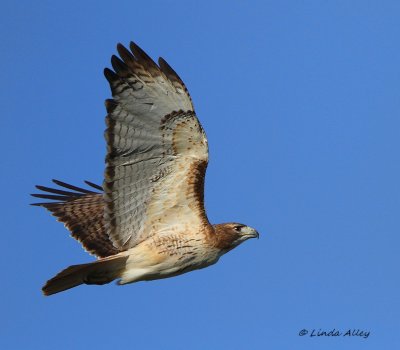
[104,42,210,250]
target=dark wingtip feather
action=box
[51,179,96,194]
[31,193,69,201]
[129,41,145,57]
[158,57,169,69]
[31,179,102,207]
[104,68,118,83]
[117,43,135,64]
[105,99,118,114]
[30,201,58,208]
[159,57,182,82]
[129,41,158,69]
[129,41,151,58]
[84,181,103,191]
[111,55,128,74]
[35,185,77,196]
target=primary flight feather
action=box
[32,42,259,296]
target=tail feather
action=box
[42,255,128,296]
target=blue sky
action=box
[1,1,399,349]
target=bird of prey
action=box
[32,41,259,296]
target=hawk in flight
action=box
[32,42,259,295]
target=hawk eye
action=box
[234,225,242,232]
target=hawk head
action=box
[213,223,259,252]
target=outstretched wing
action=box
[31,180,120,258]
[104,42,209,250]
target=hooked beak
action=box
[251,230,260,239]
[232,226,260,247]
[246,228,259,239]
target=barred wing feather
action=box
[104,42,209,250]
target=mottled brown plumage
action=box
[32,41,258,296]
[32,180,120,258]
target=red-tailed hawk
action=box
[32,42,259,296]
